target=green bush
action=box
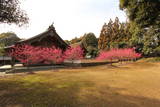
[86,46,98,58]
[81,33,98,58]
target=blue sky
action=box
[0,0,126,40]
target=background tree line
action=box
[98,17,131,50]
[98,0,160,57]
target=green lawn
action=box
[0,60,160,107]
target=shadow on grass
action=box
[0,77,94,107]
[0,77,160,107]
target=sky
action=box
[0,0,126,40]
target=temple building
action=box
[0,24,69,65]
[16,24,69,50]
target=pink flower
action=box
[97,48,141,61]
[9,44,64,65]
[64,46,84,61]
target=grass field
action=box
[0,59,160,107]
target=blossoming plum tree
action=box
[97,48,141,64]
[41,47,64,64]
[9,44,64,66]
[9,44,84,70]
[64,46,84,63]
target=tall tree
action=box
[120,0,160,56]
[120,0,160,28]
[0,0,28,26]
[142,27,160,56]
[98,19,113,50]
[98,17,131,50]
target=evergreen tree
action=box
[98,23,109,50]
[143,27,160,56]
[98,17,131,50]
[120,0,160,56]
[120,0,160,28]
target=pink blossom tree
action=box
[64,46,84,63]
[9,44,42,66]
[97,48,141,64]
[9,44,64,66]
[41,47,64,64]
